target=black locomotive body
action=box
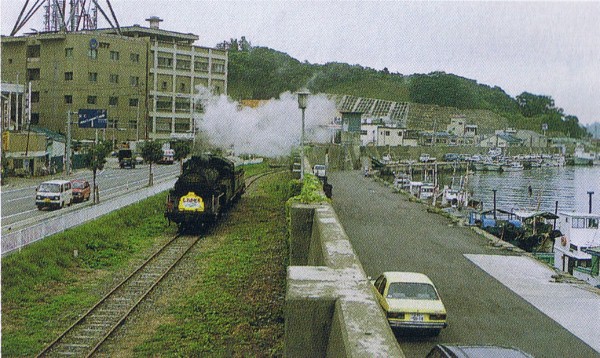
[165,154,245,228]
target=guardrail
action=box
[1,180,176,256]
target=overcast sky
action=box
[2,1,599,125]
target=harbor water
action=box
[448,166,600,214]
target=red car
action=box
[71,179,91,203]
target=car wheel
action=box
[37,206,43,211]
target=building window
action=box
[109,74,119,83]
[179,83,186,91]
[175,120,190,133]
[156,97,171,110]
[30,91,40,103]
[130,76,139,87]
[161,81,168,90]
[109,96,118,106]
[27,45,40,58]
[87,96,97,104]
[110,51,120,60]
[130,53,140,62]
[27,68,40,81]
[65,95,73,104]
[89,72,98,82]
[129,120,138,129]
[211,63,225,74]
[129,98,139,107]
[65,71,73,81]
[30,113,39,125]
[385,131,390,136]
[176,59,191,71]
[65,48,74,58]
[8,58,12,64]
[88,48,98,59]
[194,60,209,72]
[175,98,190,112]
[157,56,173,68]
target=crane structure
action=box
[10,0,121,36]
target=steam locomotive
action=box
[165,154,245,229]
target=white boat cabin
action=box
[554,212,600,284]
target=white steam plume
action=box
[194,89,337,157]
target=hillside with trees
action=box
[218,38,590,139]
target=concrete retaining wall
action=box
[1,179,176,256]
[286,202,405,357]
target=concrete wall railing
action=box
[286,202,405,357]
[1,179,176,256]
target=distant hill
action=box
[221,40,589,139]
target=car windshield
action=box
[387,282,438,300]
[38,183,60,192]
[72,182,86,189]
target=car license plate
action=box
[411,314,424,321]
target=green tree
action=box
[516,92,555,117]
[140,141,163,186]
[172,140,192,174]
[84,140,112,203]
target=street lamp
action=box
[297,91,309,180]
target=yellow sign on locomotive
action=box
[178,192,205,212]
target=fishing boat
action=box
[572,144,595,166]
[502,161,524,172]
[554,211,600,286]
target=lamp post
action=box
[297,91,309,180]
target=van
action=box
[313,164,326,178]
[36,179,73,210]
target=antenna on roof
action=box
[10,0,121,36]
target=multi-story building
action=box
[1,16,227,144]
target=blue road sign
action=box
[78,109,107,128]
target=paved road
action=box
[329,170,598,358]
[1,159,180,229]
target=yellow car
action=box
[372,272,448,335]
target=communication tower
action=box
[10,0,120,36]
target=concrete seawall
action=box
[286,202,404,357]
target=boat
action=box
[502,161,524,172]
[572,144,595,166]
[393,173,412,190]
[473,157,503,172]
[554,211,600,286]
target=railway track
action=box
[37,234,199,357]
[37,169,279,357]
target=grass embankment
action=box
[1,194,178,356]
[2,163,294,356]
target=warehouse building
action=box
[1,16,227,144]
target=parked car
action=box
[35,179,73,210]
[443,153,459,162]
[419,154,436,163]
[371,272,447,335]
[71,179,91,203]
[426,344,534,358]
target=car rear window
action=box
[387,282,438,300]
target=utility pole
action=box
[66,110,72,175]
